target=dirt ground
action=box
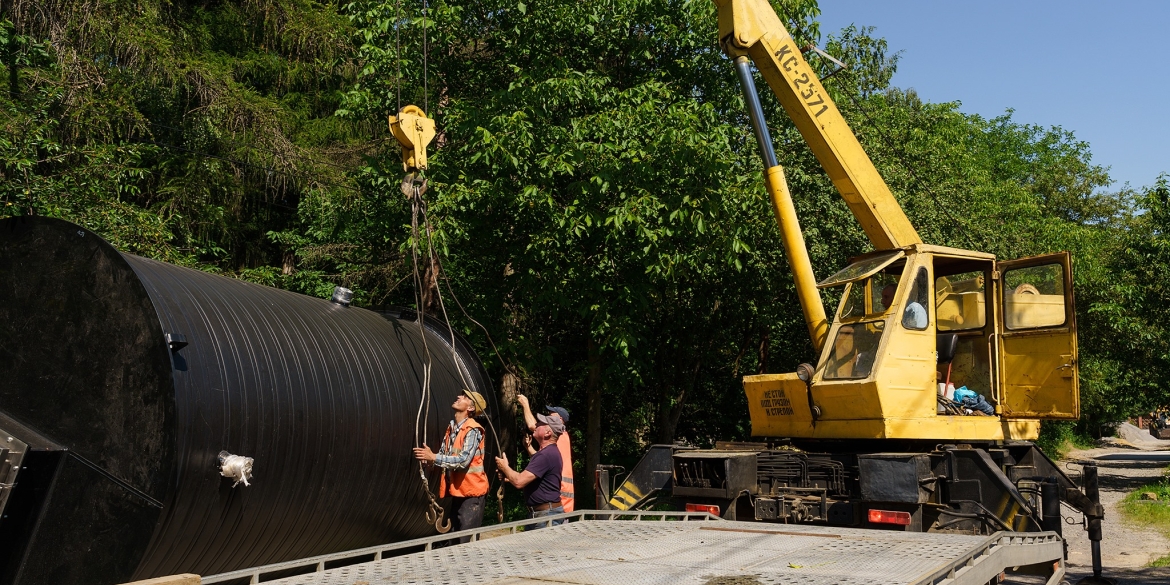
[1054,427,1170,584]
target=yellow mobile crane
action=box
[598,0,1106,578]
[720,0,1077,440]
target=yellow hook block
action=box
[389,105,436,172]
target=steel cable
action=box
[396,0,402,113]
[409,183,450,533]
[415,193,510,522]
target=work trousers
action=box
[449,495,485,544]
[527,504,565,529]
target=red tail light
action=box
[685,503,720,515]
[868,509,912,526]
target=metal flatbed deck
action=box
[204,512,1065,585]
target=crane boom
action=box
[715,0,921,250]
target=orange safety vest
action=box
[557,432,575,511]
[438,418,488,498]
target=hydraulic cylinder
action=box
[733,56,829,354]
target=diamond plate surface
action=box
[265,521,993,585]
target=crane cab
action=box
[745,244,1079,441]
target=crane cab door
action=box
[995,252,1079,419]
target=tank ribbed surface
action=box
[0,216,496,584]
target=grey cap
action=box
[535,413,565,437]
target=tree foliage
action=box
[2,0,1163,499]
[1081,176,1170,427]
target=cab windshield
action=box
[824,265,904,380]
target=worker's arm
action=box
[517,394,537,433]
[412,445,436,463]
[431,428,482,470]
[495,454,537,488]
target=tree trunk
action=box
[281,250,296,275]
[585,338,602,509]
[657,357,699,444]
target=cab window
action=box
[825,319,884,380]
[838,271,900,320]
[827,268,901,380]
[871,272,900,314]
[1003,264,1066,329]
[935,270,986,331]
[902,267,929,330]
[838,278,868,320]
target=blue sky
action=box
[816,1,1169,190]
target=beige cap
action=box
[464,390,487,414]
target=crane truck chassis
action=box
[596,442,1103,565]
[596,0,1106,579]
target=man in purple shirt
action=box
[496,413,564,527]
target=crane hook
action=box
[427,500,452,533]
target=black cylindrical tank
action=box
[0,216,496,584]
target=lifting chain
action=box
[405,159,446,534]
[497,483,506,523]
[420,466,452,533]
[402,171,427,199]
[410,183,447,535]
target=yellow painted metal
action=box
[765,165,828,353]
[388,105,436,172]
[744,373,1040,441]
[997,252,1080,419]
[742,248,1054,442]
[608,482,644,511]
[715,0,1081,442]
[714,0,920,251]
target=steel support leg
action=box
[1084,465,1103,579]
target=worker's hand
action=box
[517,394,529,409]
[523,434,535,455]
[413,445,436,463]
[495,455,509,471]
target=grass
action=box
[1036,421,1097,460]
[1117,473,1170,567]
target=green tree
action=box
[342,0,826,503]
[0,0,395,298]
[1083,176,1170,427]
[2,0,1158,508]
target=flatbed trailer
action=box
[198,511,1065,585]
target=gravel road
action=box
[1056,425,1170,584]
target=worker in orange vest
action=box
[518,395,574,513]
[414,390,488,542]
